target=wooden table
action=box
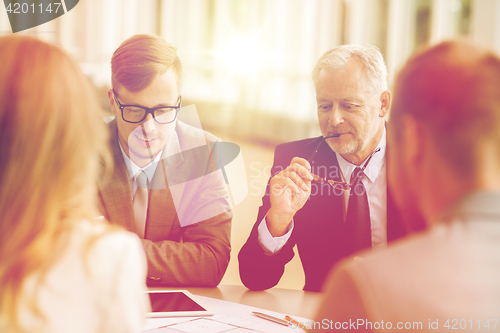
[152,285,324,320]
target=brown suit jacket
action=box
[98,119,232,287]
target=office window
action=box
[415,0,432,47]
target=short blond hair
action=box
[111,34,182,93]
[0,35,112,331]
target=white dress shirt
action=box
[258,128,388,254]
[119,143,163,198]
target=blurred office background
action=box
[1,0,499,289]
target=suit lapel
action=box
[385,131,426,241]
[145,130,186,239]
[310,138,343,183]
[294,138,345,251]
[98,120,136,233]
[308,137,344,218]
[384,122,403,240]
[386,187,405,241]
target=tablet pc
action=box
[146,290,214,317]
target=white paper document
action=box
[143,295,310,333]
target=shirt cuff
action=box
[257,215,294,255]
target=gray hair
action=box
[312,44,388,94]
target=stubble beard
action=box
[327,138,360,155]
[326,121,381,157]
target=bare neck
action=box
[421,152,500,224]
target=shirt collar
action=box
[336,127,387,184]
[437,190,500,224]
[118,142,163,182]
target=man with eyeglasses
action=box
[313,39,500,332]
[98,34,232,287]
[239,45,419,292]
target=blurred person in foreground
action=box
[313,40,500,331]
[0,35,148,333]
[99,34,231,287]
[239,45,416,292]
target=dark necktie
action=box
[345,167,372,254]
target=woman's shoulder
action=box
[70,220,145,270]
[18,220,147,333]
[66,220,147,295]
[72,219,141,245]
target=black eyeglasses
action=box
[309,138,381,191]
[112,89,181,124]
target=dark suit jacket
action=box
[238,136,410,292]
[98,119,232,287]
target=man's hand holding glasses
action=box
[266,157,313,237]
[265,134,381,238]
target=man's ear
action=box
[107,88,117,116]
[379,90,391,118]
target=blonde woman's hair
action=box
[0,35,112,331]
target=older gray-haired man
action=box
[313,39,500,332]
[238,45,421,292]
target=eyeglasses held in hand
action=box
[308,137,381,191]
